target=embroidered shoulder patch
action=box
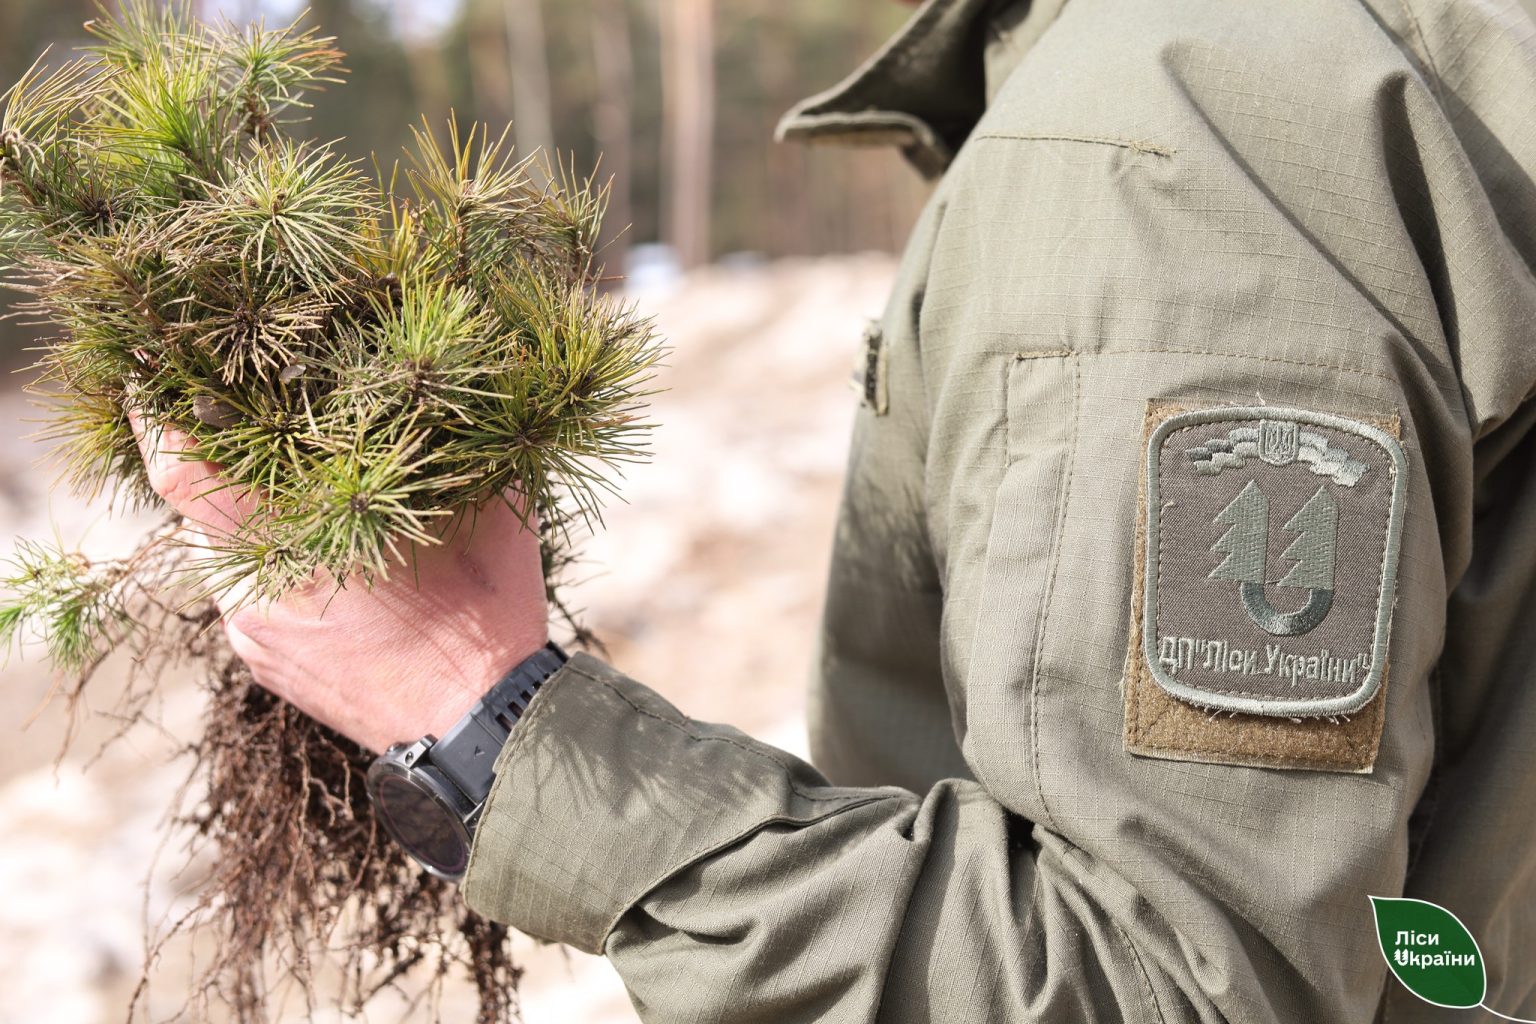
[1124,403,1406,772]
[1140,405,1406,717]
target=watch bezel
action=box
[366,741,478,881]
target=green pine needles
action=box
[0,0,658,669]
[0,4,660,1020]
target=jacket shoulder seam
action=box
[974,131,1175,157]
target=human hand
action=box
[130,414,550,752]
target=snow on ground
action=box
[0,254,897,1023]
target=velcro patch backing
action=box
[1124,402,1405,773]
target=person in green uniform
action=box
[134,0,1536,1019]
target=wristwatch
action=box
[366,642,568,880]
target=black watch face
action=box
[373,773,471,878]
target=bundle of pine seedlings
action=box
[0,2,658,1020]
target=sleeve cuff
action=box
[460,652,882,953]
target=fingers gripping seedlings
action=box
[0,3,659,1021]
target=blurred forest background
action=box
[0,1,926,1021]
[0,0,927,336]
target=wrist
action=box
[367,641,569,880]
[414,629,550,742]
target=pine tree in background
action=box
[0,2,660,1019]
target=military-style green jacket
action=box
[462,0,1536,1020]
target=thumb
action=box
[128,409,256,540]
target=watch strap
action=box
[432,642,567,805]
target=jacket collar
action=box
[775,0,999,179]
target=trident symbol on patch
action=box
[1187,419,1367,637]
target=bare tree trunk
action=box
[504,0,555,163]
[589,0,634,279]
[660,0,714,268]
[467,0,515,127]
[393,2,452,123]
[758,1,809,257]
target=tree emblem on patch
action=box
[1209,479,1336,636]
[1188,419,1369,637]
[1140,406,1407,718]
